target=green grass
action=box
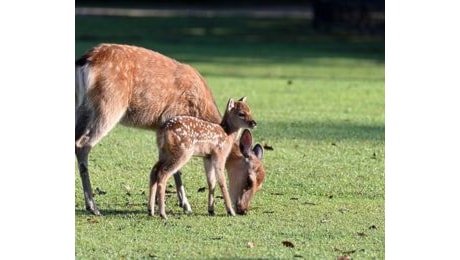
[76,14,384,259]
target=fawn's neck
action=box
[220,114,240,136]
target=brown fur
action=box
[75,43,265,216]
[226,131,265,215]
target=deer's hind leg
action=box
[75,89,129,216]
[75,145,100,215]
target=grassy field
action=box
[75,14,384,259]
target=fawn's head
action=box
[223,97,257,132]
[226,129,265,215]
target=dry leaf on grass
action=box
[282,241,295,248]
[87,218,98,224]
[263,144,274,150]
[334,247,364,255]
[94,187,106,195]
[338,208,348,213]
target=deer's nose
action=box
[249,120,257,128]
[236,208,248,215]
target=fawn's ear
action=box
[226,98,235,112]
[253,144,264,160]
[239,129,253,157]
[238,96,247,103]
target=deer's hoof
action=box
[182,203,192,214]
[87,206,102,216]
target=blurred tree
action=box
[75,0,384,35]
[312,0,384,34]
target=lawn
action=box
[75,13,384,259]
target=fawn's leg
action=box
[215,159,236,216]
[203,158,217,216]
[157,170,171,219]
[148,162,162,216]
[173,171,192,213]
[157,152,193,219]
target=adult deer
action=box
[75,43,265,216]
[149,98,256,219]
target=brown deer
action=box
[148,98,256,219]
[75,43,265,216]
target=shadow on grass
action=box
[75,209,238,218]
[75,208,147,216]
[261,120,384,141]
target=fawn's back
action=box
[157,97,256,158]
[158,116,229,156]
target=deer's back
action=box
[79,43,222,130]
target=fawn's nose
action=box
[248,120,257,128]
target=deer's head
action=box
[226,129,265,215]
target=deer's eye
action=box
[238,112,246,117]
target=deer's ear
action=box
[226,98,235,112]
[238,96,247,103]
[239,129,253,157]
[253,144,264,160]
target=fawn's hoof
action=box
[208,210,215,216]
